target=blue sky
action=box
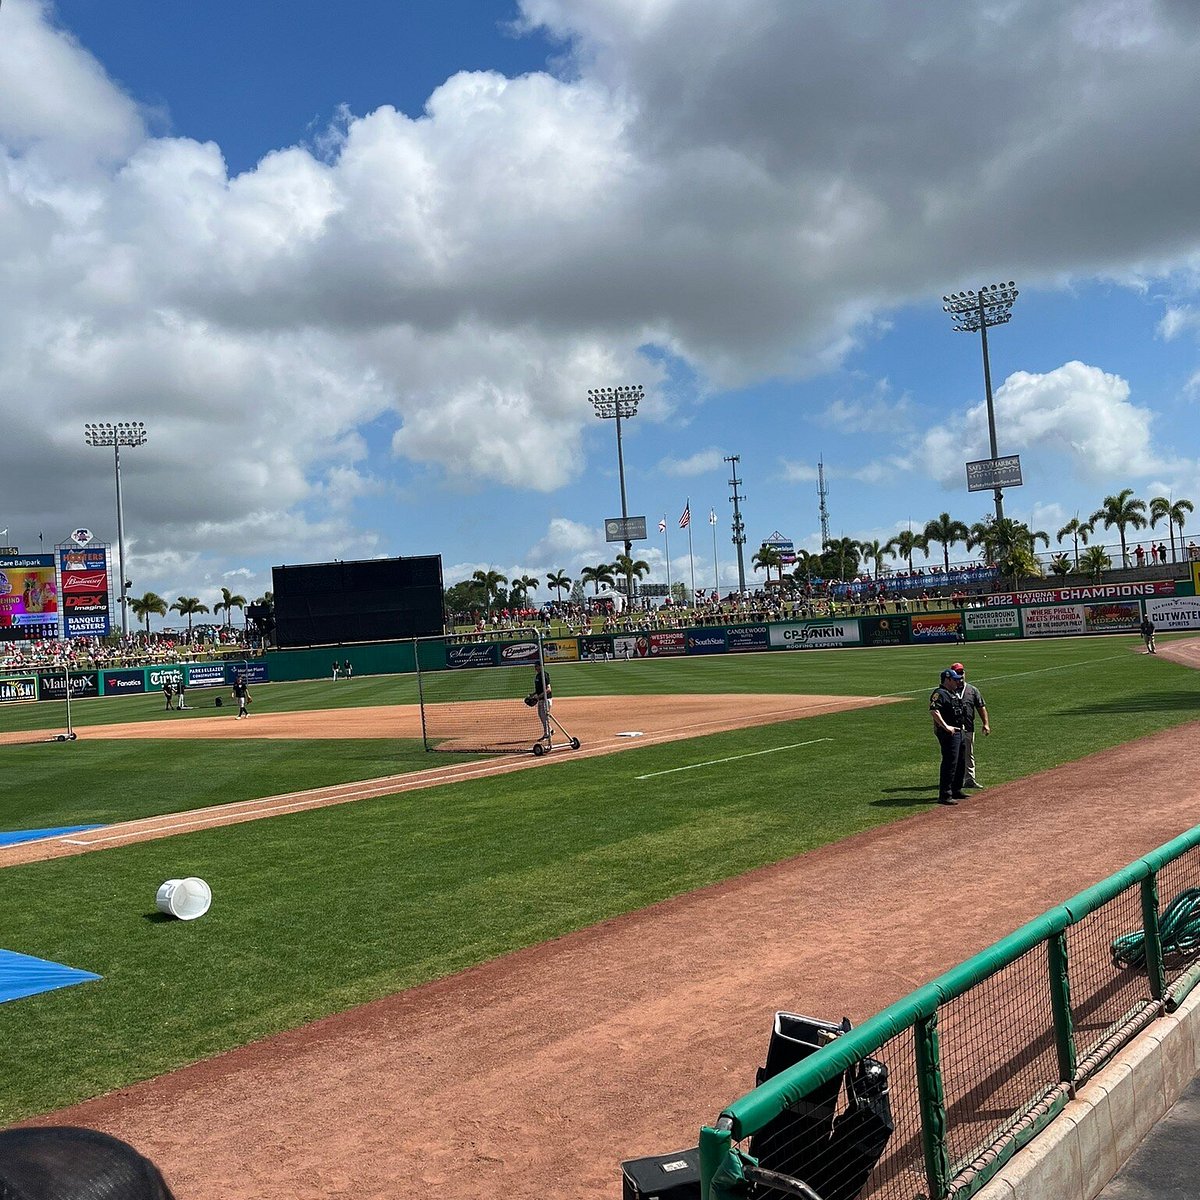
[2,0,1199,614]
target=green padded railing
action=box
[700,823,1200,1200]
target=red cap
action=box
[951,662,965,674]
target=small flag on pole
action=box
[679,500,691,529]
[709,508,717,525]
[658,518,667,533]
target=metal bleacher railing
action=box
[698,824,1200,1200]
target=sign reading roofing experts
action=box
[966,455,1023,492]
[769,621,861,649]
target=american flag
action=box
[658,518,667,533]
[679,500,691,529]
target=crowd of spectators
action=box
[1,626,251,673]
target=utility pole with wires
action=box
[817,456,830,547]
[725,455,748,594]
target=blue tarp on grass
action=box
[0,824,104,848]
[0,950,101,1004]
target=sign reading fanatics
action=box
[987,581,1175,607]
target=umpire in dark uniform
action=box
[930,667,968,805]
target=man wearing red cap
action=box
[952,661,990,789]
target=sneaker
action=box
[951,792,969,800]
[963,781,981,789]
[938,796,958,805]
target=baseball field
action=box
[2,633,1200,1197]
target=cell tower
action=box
[817,456,830,546]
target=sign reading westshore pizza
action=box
[987,581,1176,607]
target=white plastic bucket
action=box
[155,877,212,921]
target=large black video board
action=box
[272,556,444,647]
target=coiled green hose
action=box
[1111,888,1200,969]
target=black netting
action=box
[936,947,1059,1174]
[1068,880,1155,1075]
[1157,848,1200,1001]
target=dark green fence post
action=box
[1141,874,1166,1002]
[1047,932,1076,1083]
[698,1124,733,1200]
[915,1012,950,1200]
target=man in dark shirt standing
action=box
[930,668,968,805]
[951,661,989,789]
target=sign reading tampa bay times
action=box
[987,581,1176,607]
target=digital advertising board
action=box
[0,555,59,641]
[59,545,110,638]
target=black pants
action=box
[935,728,966,798]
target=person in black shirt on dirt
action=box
[930,667,968,805]
[532,666,552,744]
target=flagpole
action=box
[687,522,696,603]
[662,518,672,592]
[710,509,719,595]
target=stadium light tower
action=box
[942,281,1019,524]
[588,385,643,579]
[84,421,147,639]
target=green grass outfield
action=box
[1,634,1197,1121]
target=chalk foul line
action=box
[636,738,833,780]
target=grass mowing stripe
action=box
[635,738,833,779]
[1,637,1198,1121]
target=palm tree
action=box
[1150,497,1194,563]
[857,538,888,581]
[129,591,168,635]
[886,528,928,572]
[614,553,650,596]
[510,574,540,606]
[546,570,571,602]
[822,537,861,582]
[1090,489,1147,567]
[1048,553,1072,577]
[470,569,508,614]
[170,595,210,636]
[213,586,247,629]
[752,544,785,584]
[1079,545,1112,581]
[579,562,616,594]
[1055,517,1092,570]
[968,518,1044,584]
[922,513,970,576]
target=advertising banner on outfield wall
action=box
[0,675,38,703]
[542,639,580,662]
[727,625,770,652]
[228,661,269,684]
[1083,601,1142,633]
[611,635,641,659]
[147,666,184,690]
[1145,595,1200,631]
[101,669,147,695]
[964,608,1021,641]
[497,641,539,666]
[987,581,1176,607]
[1022,604,1085,637]
[581,635,613,659]
[686,629,728,655]
[37,670,99,700]
[769,620,861,649]
[910,613,963,644]
[447,644,498,669]
[184,663,227,688]
[649,630,686,656]
[860,616,909,646]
